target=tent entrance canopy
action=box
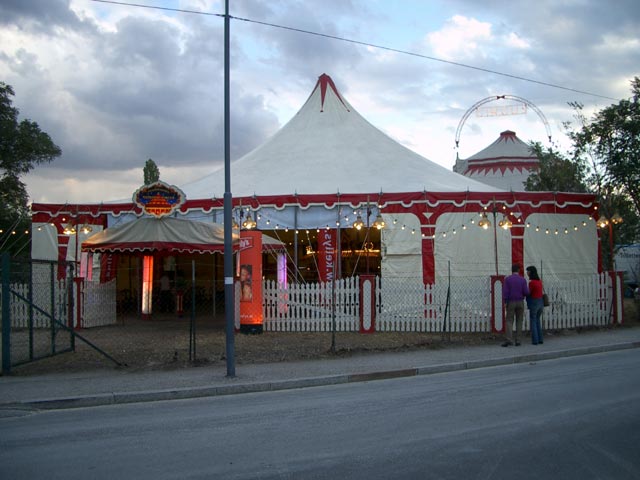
[81,217,237,255]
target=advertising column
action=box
[239,230,263,333]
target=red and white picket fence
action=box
[263,272,623,333]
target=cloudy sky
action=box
[1,0,639,204]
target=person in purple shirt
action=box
[502,264,529,347]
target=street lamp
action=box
[599,212,623,270]
[352,200,385,274]
[477,201,512,275]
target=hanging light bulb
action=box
[597,216,609,229]
[352,214,365,230]
[63,223,76,235]
[611,212,623,225]
[80,224,93,235]
[242,213,257,229]
[477,212,491,230]
[372,214,385,230]
[499,215,512,230]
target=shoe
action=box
[532,342,538,345]
[515,342,521,346]
[501,342,512,347]
[539,341,543,344]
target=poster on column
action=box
[239,231,263,333]
[317,229,337,283]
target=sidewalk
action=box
[1,327,639,410]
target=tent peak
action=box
[314,73,350,113]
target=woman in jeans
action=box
[526,265,544,345]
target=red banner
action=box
[100,253,118,283]
[317,229,337,283]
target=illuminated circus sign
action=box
[133,181,186,217]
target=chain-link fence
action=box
[1,255,74,373]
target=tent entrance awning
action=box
[82,217,285,255]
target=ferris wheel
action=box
[454,95,552,149]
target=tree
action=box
[1,82,61,255]
[570,78,640,218]
[525,142,588,193]
[143,158,160,184]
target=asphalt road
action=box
[1,349,640,480]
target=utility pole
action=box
[223,0,235,377]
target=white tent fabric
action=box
[381,213,422,279]
[434,213,512,280]
[523,214,598,280]
[31,223,62,261]
[181,74,502,199]
[82,217,234,254]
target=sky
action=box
[1,0,639,205]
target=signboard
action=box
[133,181,186,217]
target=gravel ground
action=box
[9,299,639,376]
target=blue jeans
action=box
[528,298,544,344]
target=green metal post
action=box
[2,253,12,375]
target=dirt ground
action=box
[9,298,639,376]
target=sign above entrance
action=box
[133,181,186,217]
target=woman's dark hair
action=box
[526,265,540,280]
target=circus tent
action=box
[181,74,501,199]
[31,74,601,287]
[453,130,539,191]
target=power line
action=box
[233,16,618,101]
[90,0,223,17]
[90,0,618,101]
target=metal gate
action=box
[1,253,122,374]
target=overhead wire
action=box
[89,0,618,101]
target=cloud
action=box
[2,0,639,204]
[427,15,493,61]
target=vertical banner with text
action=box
[317,229,337,283]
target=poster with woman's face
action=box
[240,264,253,301]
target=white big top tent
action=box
[31,74,600,284]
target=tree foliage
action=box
[525,142,588,193]
[569,78,640,218]
[1,82,61,255]
[143,158,160,184]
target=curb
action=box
[3,341,639,411]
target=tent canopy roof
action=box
[82,217,285,254]
[182,74,502,199]
[465,130,537,162]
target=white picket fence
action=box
[8,279,117,329]
[263,273,620,333]
[263,277,360,332]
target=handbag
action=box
[542,292,550,307]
